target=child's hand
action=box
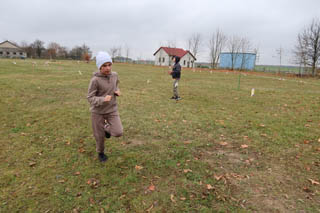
[114,90,121,96]
[168,71,172,75]
[104,95,112,102]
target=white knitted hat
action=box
[96,51,112,69]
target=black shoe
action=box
[105,131,111,138]
[171,96,176,99]
[98,152,108,162]
[175,96,181,100]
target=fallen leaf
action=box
[207,184,214,190]
[89,197,95,205]
[170,194,176,203]
[146,204,154,212]
[183,141,192,144]
[78,147,85,153]
[308,179,320,185]
[241,144,248,149]
[214,175,223,181]
[29,162,36,167]
[74,172,80,176]
[58,179,65,183]
[318,138,320,143]
[148,185,155,191]
[135,165,143,170]
[180,197,186,201]
[259,124,265,127]
[76,192,82,197]
[183,169,192,173]
[219,142,228,146]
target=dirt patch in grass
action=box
[125,139,145,146]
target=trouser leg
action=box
[91,113,106,153]
[105,111,123,137]
[173,78,179,97]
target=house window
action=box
[20,52,23,55]
[159,57,161,62]
[162,57,165,62]
[13,52,16,55]
[0,51,3,55]
[7,52,10,55]
[184,60,186,65]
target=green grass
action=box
[0,59,320,212]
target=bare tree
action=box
[187,33,202,59]
[47,42,60,59]
[294,18,320,76]
[124,44,130,62]
[240,38,252,70]
[20,41,35,58]
[253,47,260,64]
[166,40,176,48]
[32,39,45,58]
[228,35,242,70]
[57,46,68,59]
[117,45,122,57]
[293,35,308,75]
[109,47,118,60]
[208,29,227,69]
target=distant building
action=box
[0,40,27,59]
[113,56,133,63]
[153,47,196,68]
[134,59,155,65]
[219,53,256,70]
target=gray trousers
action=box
[91,111,123,153]
[173,78,180,97]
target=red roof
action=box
[153,47,196,60]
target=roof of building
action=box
[153,47,196,60]
[0,40,23,51]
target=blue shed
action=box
[219,53,256,70]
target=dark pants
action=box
[91,111,123,153]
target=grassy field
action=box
[0,59,319,212]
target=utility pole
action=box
[276,46,283,74]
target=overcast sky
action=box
[1,0,319,65]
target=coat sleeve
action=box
[116,74,120,91]
[87,78,105,107]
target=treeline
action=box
[18,39,92,61]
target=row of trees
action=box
[164,18,319,75]
[19,40,92,61]
[184,31,258,70]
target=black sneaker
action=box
[171,96,176,99]
[105,131,111,138]
[98,152,108,162]
[175,96,182,101]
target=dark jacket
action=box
[171,62,181,79]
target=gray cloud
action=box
[1,0,319,64]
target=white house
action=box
[0,40,27,58]
[153,47,196,68]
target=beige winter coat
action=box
[87,71,119,114]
